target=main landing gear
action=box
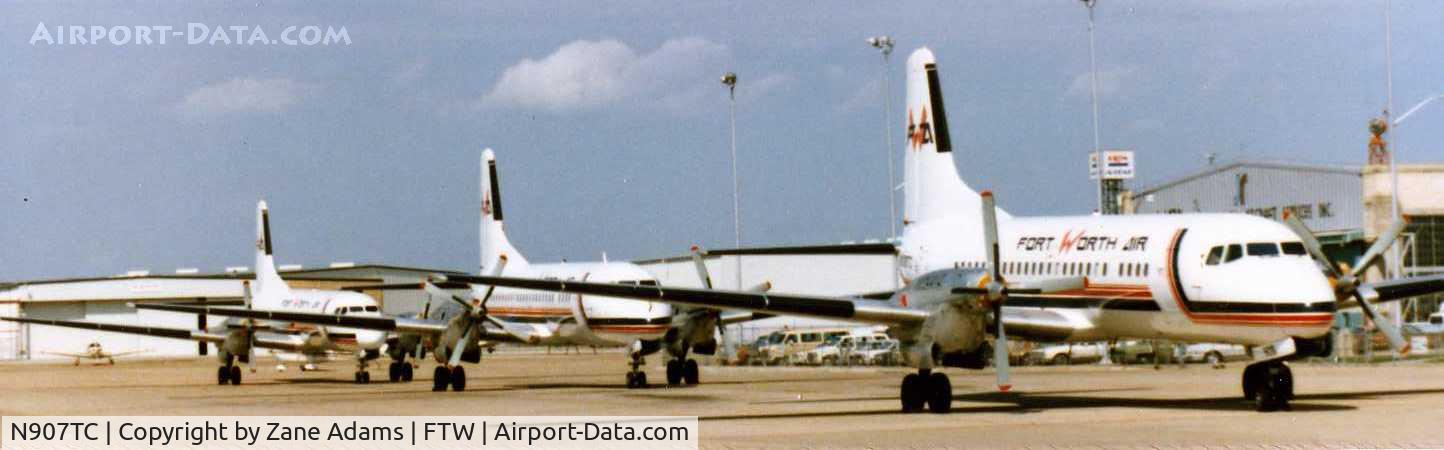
[625,353,649,389]
[1242,361,1293,412]
[388,360,415,383]
[665,358,699,386]
[216,355,242,386]
[432,365,467,391]
[900,369,952,413]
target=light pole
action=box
[722,72,742,290]
[1082,0,1104,215]
[868,35,898,240]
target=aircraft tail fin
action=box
[253,200,289,297]
[480,148,528,274]
[901,47,1008,229]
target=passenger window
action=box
[1225,244,1244,263]
[1281,242,1306,256]
[1205,246,1224,265]
[1246,242,1280,257]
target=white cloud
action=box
[1067,66,1137,98]
[482,37,744,113]
[178,77,305,115]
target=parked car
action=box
[1181,343,1249,366]
[804,332,888,366]
[1109,340,1156,364]
[855,339,902,366]
[1023,343,1106,366]
[758,328,851,366]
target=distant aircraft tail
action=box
[480,148,529,274]
[901,48,1008,231]
[253,201,289,297]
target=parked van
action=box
[759,328,851,365]
[805,331,890,366]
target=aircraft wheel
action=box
[926,372,952,413]
[900,373,926,413]
[388,363,401,383]
[401,363,414,382]
[1252,363,1293,412]
[666,360,683,385]
[432,366,449,391]
[625,372,637,388]
[683,359,700,385]
[356,371,370,384]
[1242,363,1262,400]
[229,366,242,385]
[450,366,466,391]
[218,366,231,385]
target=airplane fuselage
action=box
[898,212,1337,348]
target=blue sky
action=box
[2,1,1442,280]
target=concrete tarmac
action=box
[3,353,1444,448]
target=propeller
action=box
[690,245,713,290]
[423,255,508,365]
[1282,212,1409,354]
[978,191,1011,392]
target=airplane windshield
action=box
[1246,243,1280,257]
[1281,242,1307,255]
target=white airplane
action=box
[44,341,148,366]
[143,149,757,391]
[4,201,389,385]
[463,47,1444,413]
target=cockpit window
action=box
[1281,242,1306,256]
[364,306,378,312]
[640,280,658,286]
[1205,246,1224,265]
[1246,242,1280,257]
[1224,244,1244,263]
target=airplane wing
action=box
[133,304,527,344]
[107,350,151,357]
[1338,274,1444,310]
[454,275,930,325]
[42,351,87,358]
[3,317,226,343]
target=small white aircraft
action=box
[462,47,1444,413]
[45,341,148,366]
[143,149,759,391]
[4,201,389,384]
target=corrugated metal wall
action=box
[1135,163,1362,234]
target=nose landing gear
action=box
[1242,361,1293,412]
[626,353,648,389]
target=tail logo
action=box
[255,239,264,251]
[907,107,933,151]
[482,190,492,216]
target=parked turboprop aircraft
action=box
[139,149,761,391]
[3,201,388,384]
[44,341,148,366]
[456,47,1444,413]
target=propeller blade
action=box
[980,191,1001,284]
[994,308,1011,392]
[690,245,714,290]
[1355,287,1410,355]
[1282,212,1343,279]
[1350,219,1407,280]
[424,281,475,313]
[448,325,473,368]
